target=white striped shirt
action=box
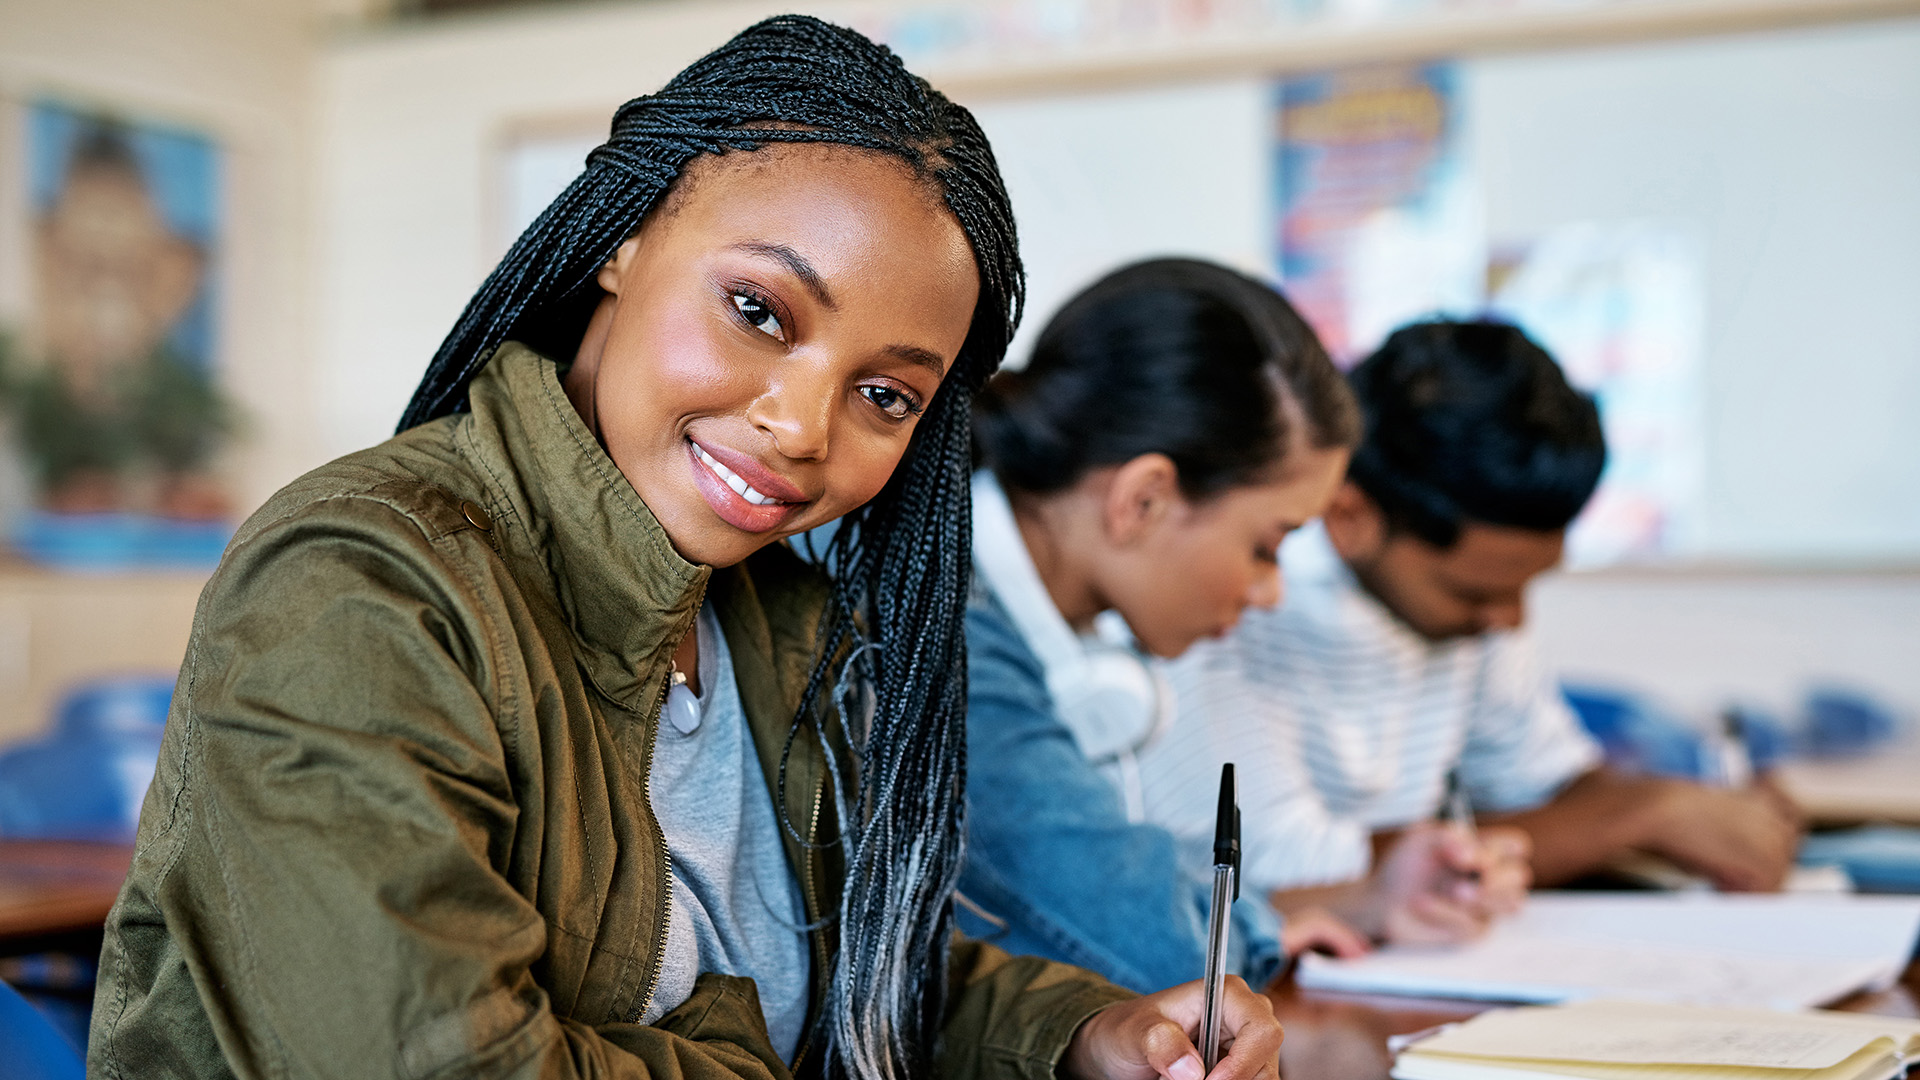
[1135,524,1601,891]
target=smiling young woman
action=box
[87,16,1284,1080]
[560,143,978,573]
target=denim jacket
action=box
[956,573,1286,995]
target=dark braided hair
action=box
[396,17,1021,1080]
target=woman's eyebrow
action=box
[883,343,949,379]
[733,241,835,310]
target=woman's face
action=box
[566,143,980,568]
[1102,442,1351,658]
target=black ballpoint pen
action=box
[1200,763,1240,1074]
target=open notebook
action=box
[1391,999,1920,1080]
[1298,893,1920,1010]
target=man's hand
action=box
[1489,768,1803,890]
[1641,781,1800,892]
[1368,822,1531,945]
[1060,976,1283,1080]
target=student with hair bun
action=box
[89,19,1281,1080]
[959,259,1529,995]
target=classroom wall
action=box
[1530,570,1920,724]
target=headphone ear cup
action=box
[1050,647,1158,763]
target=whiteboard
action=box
[966,17,1920,565]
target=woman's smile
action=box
[686,435,810,533]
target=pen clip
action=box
[1232,806,1242,902]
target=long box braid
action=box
[396,16,1022,1080]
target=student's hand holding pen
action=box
[1061,977,1284,1080]
[1369,822,1532,946]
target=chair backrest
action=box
[0,979,84,1080]
[0,675,172,841]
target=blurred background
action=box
[0,0,1917,826]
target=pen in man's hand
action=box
[1441,769,1482,884]
[1200,763,1240,1074]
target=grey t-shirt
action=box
[638,602,812,1061]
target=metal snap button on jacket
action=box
[460,500,493,532]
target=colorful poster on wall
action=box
[1489,221,1707,567]
[1274,63,1483,365]
[4,101,234,568]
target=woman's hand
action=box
[1059,976,1282,1080]
[1278,905,1371,959]
[1370,822,1531,945]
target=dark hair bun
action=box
[975,258,1359,499]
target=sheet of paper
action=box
[1412,1000,1919,1069]
[1394,1044,1903,1080]
[1299,893,1920,1010]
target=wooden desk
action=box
[0,839,133,958]
[1268,958,1920,1080]
[1776,737,1920,826]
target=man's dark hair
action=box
[399,17,1020,1080]
[975,258,1360,498]
[1347,320,1606,549]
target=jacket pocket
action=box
[655,973,794,1080]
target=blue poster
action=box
[7,101,233,568]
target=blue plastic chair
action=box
[1800,684,1901,757]
[0,676,172,841]
[0,978,84,1080]
[1561,682,1710,779]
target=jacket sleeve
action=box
[955,599,1283,996]
[937,937,1135,1080]
[89,496,786,1080]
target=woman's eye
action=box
[732,292,784,341]
[860,384,922,421]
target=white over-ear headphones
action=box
[971,472,1173,819]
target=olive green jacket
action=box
[89,343,1132,1080]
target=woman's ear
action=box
[1321,481,1387,562]
[1103,453,1179,547]
[596,234,644,295]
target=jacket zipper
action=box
[630,581,706,1024]
[629,660,677,1024]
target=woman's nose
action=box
[749,363,835,461]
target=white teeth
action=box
[695,443,782,506]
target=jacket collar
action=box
[459,341,710,710]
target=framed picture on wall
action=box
[4,99,238,569]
